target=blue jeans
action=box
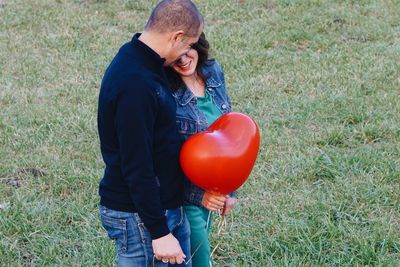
[99,205,191,267]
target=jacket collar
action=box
[206,76,221,88]
[174,69,222,106]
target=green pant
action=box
[184,205,213,267]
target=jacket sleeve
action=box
[115,82,169,240]
[215,61,236,197]
[184,177,205,207]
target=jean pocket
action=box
[100,213,128,254]
[166,208,184,233]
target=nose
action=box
[177,54,189,64]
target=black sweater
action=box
[97,33,184,239]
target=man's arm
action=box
[115,81,169,239]
[115,81,185,262]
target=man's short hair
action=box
[145,0,203,37]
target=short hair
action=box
[145,0,204,36]
[165,32,214,91]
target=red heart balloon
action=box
[180,112,260,195]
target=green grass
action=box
[1,0,400,266]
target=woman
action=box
[166,32,237,267]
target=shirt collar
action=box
[130,33,166,70]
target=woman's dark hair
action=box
[166,32,213,91]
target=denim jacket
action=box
[174,60,232,206]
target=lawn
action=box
[1,0,399,266]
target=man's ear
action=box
[170,30,185,44]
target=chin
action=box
[182,71,195,77]
[173,69,192,77]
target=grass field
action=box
[1,0,400,266]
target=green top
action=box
[196,88,223,126]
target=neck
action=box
[182,73,205,97]
[138,31,167,59]
[181,74,197,87]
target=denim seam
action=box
[122,220,127,253]
[134,213,149,265]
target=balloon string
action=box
[206,209,212,229]
[210,211,226,258]
[184,210,212,265]
[184,239,205,265]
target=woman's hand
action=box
[222,197,237,215]
[201,191,227,211]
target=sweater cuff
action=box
[146,217,170,240]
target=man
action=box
[97,1,203,266]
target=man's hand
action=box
[222,197,237,215]
[201,191,227,211]
[152,233,186,264]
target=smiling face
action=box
[163,27,202,66]
[171,48,199,77]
